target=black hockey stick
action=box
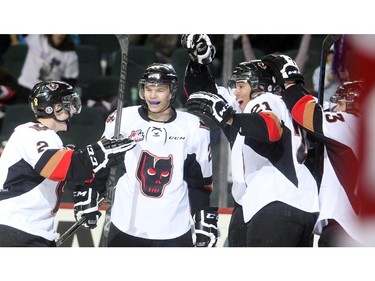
[56,197,107,247]
[313,34,342,188]
[317,34,342,105]
[99,34,129,247]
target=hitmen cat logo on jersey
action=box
[136,151,173,198]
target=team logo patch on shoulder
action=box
[130,129,144,142]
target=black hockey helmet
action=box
[330,80,365,114]
[29,81,82,119]
[228,60,279,98]
[138,63,179,103]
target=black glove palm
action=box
[186,91,235,127]
[86,137,136,173]
[261,54,304,86]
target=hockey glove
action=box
[73,185,101,229]
[193,207,219,247]
[261,54,305,86]
[181,34,216,65]
[86,137,136,173]
[186,91,235,126]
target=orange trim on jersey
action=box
[40,150,73,181]
[292,95,316,132]
[259,111,282,141]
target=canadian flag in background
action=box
[345,35,375,221]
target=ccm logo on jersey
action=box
[169,136,185,140]
[86,145,99,167]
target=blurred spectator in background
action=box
[0,67,17,106]
[128,35,179,63]
[146,35,179,63]
[0,66,18,130]
[0,35,21,65]
[241,34,311,73]
[312,48,341,102]
[16,34,79,104]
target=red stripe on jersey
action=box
[259,111,282,141]
[292,95,316,132]
[41,150,74,181]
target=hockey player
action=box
[98,63,217,247]
[263,55,364,246]
[0,81,136,247]
[184,34,319,246]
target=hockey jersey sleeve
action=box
[185,116,213,214]
[282,83,324,135]
[183,61,217,104]
[17,124,95,182]
[230,94,283,143]
[34,148,97,182]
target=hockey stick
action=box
[56,197,107,247]
[317,34,342,105]
[314,34,342,188]
[99,34,129,247]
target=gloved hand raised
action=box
[73,185,102,229]
[261,54,304,86]
[186,91,235,127]
[193,207,219,247]
[181,34,216,65]
[85,137,136,173]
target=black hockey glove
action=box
[85,137,136,173]
[185,91,235,126]
[186,91,235,127]
[73,185,102,229]
[181,34,216,65]
[193,207,219,247]
[261,54,304,86]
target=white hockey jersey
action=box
[102,106,212,239]
[237,93,320,223]
[285,88,362,244]
[0,122,65,241]
[313,111,361,242]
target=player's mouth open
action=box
[149,101,160,105]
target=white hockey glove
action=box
[73,186,101,229]
[193,207,219,247]
[261,54,305,86]
[85,137,136,173]
[186,91,235,126]
[181,34,216,65]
